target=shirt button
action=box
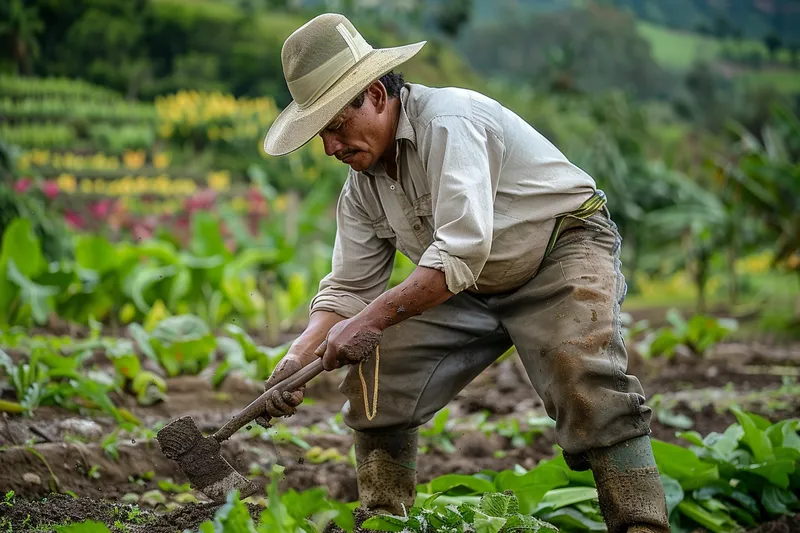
[389,184,395,191]
[413,224,421,231]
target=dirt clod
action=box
[341,330,382,364]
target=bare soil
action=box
[0,339,798,532]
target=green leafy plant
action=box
[636,309,738,359]
[363,491,558,533]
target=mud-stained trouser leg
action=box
[340,290,513,512]
[588,436,671,533]
[353,429,418,515]
[490,211,668,531]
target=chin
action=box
[346,153,372,172]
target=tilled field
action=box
[1,340,799,532]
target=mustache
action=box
[336,149,359,161]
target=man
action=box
[261,13,670,533]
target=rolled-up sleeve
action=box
[309,178,395,318]
[417,115,496,294]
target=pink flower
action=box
[89,199,113,218]
[14,178,32,193]
[42,180,59,199]
[64,211,85,229]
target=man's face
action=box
[318,82,393,172]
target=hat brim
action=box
[263,41,426,156]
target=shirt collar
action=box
[394,85,416,147]
[364,85,416,178]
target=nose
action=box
[320,132,343,157]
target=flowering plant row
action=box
[19,150,170,171]
[155,90,278,145]
[0,97,156,123]
[0,75,121,100]
[13,171,231,198]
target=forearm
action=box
[291,310,347,358]
[359,265,453,331]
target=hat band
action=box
[286,24,373,109]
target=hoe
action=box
[156,358,325,502]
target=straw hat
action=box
[263,13,426,156]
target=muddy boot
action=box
[354,429,418,515]
[588,436,671,533]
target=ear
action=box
[366,80,388,113]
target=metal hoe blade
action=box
[156,416,259,502]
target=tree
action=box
[764,32,782,63]
[433,0,473,39]
[0,0,44,74]
[721,104,800,318]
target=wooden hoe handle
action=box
[212,358,325,443]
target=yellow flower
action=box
[274,194,288,212]
[207,171,230,192]
[123,150,146,169]
[153,153,170,169]
[56,173,77,194]
[80,178,93,194]
[231,196,247,212]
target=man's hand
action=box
[263,354,313,417]
[315,317,383,371]
[314,266,453,371]
[263,310,346,418]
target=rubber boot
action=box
[587,436,671,533]
[354,429,418,515]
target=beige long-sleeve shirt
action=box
[309,83,597,318]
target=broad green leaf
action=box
[746,460,795,489]
[652,440,719,490]
[657,408,694,430]
[473,509,507,533]
[55,521,113,533]
[661,475,684,516]
[534,487,598,513]
[0,218,46,278]
[732,407,774,463]
[132,371,167,406]
[360,515,406,532]
[168,268,191,310]
[191,212,230,259]
[538,508,606,532]
[766,420,800,452]
[128,323,158,363]
[536,453,596,486]
[761,485,800,516]
[494,463,569,514]
[75,235,117,274]
[420,474,496,496]
[7,259,59,324]
[480,492,519,517]
[709,424,745,460]
[133,240,181,265]
[676,500,737,533]
[124,264,177,313]
[676,431,704,447]
[503,514,559,532]
[110,354,141,380]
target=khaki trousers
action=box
[339,210,652,456]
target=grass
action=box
[637,21,800,95]
[637,21,794,70]
[737,69,800,95]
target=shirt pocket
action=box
[371,216,397,239]
[413,193,433,217]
